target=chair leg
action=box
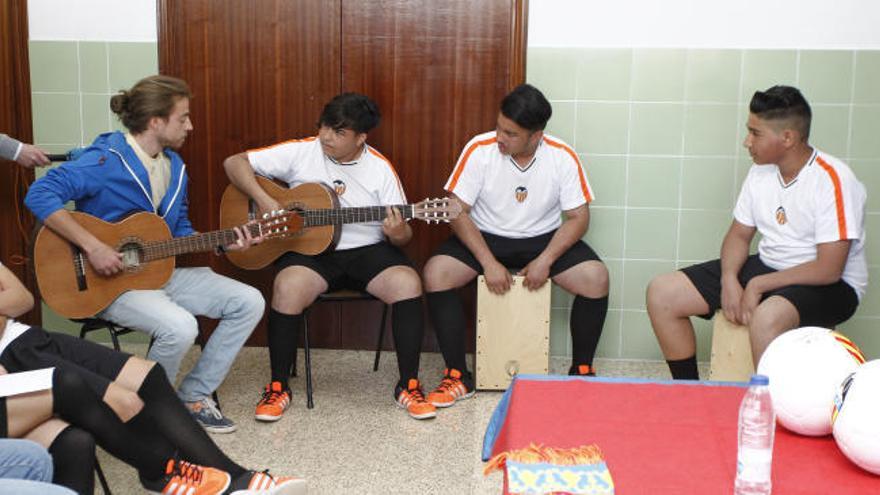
[303,317,313,409]
[373,304,389,372]
[108,324,122,352]
[95,456,112,495]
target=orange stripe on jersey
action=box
[542,137,592,202]
[816,156,847,240]
[246,136,318,154]
[447,137,497,192]
[367,146,406,197]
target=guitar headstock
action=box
[256,210,304,239]
[413,197,462,224]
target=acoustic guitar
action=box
[219,177,461,270]
[33,210,300,319]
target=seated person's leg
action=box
[748,296,800,365]
[25,420,95,495]
[0,437,52,482]
[256,255,328,422]
[98,288,199,386]
[549,241,609,376]
[423,240,481,406]
[355,243,436,420]
[161,267,266,432]
[646,266,714,380]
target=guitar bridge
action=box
[71,246,88,292]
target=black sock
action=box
[391,297,425,387]
[667,355,699,380]
[425,289,470,377]
[136,365,247,479]
[268,309,301,387]
[51,368,170,480]
[570,295,608,368]
[49,426,96,495]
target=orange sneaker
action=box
[158,459,230,495]
[568,364,596,376]
[255,381,291,422]
[229,469,308,494]
[394,378,437,420]
[427,368,475,408]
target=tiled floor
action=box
[96,345,706,494]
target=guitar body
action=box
[34,211,175,319]
[220,177,339,270]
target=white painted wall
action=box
[530,0,880,49]
[29,0,156,41]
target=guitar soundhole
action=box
[118,240,145,272]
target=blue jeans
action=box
[0,439,52,481]
[0,479,75,494]
[100,267,264,402]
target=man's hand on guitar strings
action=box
[86,241,124,276]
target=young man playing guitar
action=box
[25,75,264,434]
[224,93,436,421]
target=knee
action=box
[583,263,609,296]
[55,427,95,456]
[157,314,199,348]
[230,285,265,318]
[423,257,445,291]
[16,440,53,481]
[273,274,320,312]
[390,268,422,300]
[646,273,676,314]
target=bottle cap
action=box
[749,374,769,386]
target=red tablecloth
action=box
[482,376,879,494]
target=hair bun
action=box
[109,91,129,114]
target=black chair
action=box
[290,290,389,409]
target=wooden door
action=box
[0,0,41,326]
[158,0,527,349]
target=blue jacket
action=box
[25,131,195,237]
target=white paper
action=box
[0,368,54,398]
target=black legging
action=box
[49,426,96,495]
[51,365,248,483]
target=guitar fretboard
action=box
[301,205,414,227]
[139,223,263,261]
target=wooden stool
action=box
[475,275,551,390]
[708,311,754,382]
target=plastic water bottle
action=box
[735,374,775,494]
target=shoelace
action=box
[172,460,205,485]
[260,388,287,406]
[435,377,461,394]
[407,387,428,403]
[199,398,224,420]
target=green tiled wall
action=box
[29,40,158,338]
[529,48,880,362]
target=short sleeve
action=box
[557,149,592,210]
[814,166,866,244]
[247,141,306,184]
[733,166,757,227]
[444,138,487,206]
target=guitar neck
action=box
[141,223,261,261]
[301,205,413,227]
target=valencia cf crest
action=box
[515,186,528,203]
[333,179,346,196]
[775,206,787,225]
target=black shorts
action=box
[681,254,859,327]
[0,327,131,401]
[433,230,602,276]
[275,241,414,292]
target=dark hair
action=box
[500,84,552,132]
[317,93,380,134]
[749,85,812,140]
[110,75,192,134]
